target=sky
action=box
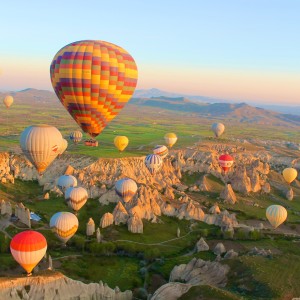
[1,0,299,105]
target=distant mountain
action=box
[134,88,300,115]
[131,96,300,127]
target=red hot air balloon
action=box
[218,154,234,172]
[10,230,47,276]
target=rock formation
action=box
[128,214,143,233]
[113,201,129,225]
[196,237,209,252]
[86,218,95,236]
[0,272,132,300]
[96,227,101,243]
[213,243,226,255]
[151,257,229,299]
[1,200,12,215]
[100,213,114,228]
[220,184,237,204]
[43,192,50,200]
[286,188,294,201]
[15,203,31,228]
[209,203,221,214]
[224,249,238,259]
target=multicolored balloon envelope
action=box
[57,174,78,192]
[218,154,234,172]
[50,40,138,138]
[10,230,47,275]
[69,131,83,144]
[164,133,177,148]
[114,136,129,152]
[115,178,138,202]
[211,123,225,138]
[145,154,163,175]
[50,212,78,244]
[65,186,88,212]
[266,205,287,228]
[282,168,298,184]
[3,95,13,108]
[20,125,63,175]
[153,145,169,159]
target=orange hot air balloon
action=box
[50,40,138,138]
[10,230,47,275]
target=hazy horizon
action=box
[1,0,299,105]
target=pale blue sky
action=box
[1,0,299,103]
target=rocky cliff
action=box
[0,271,132,300]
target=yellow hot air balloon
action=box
[10,230,47,275]
[266,205,287,228]
[114,136,129,152]
[50,212,78,244]
[50,40,138,139]
[282,168,298,184]
[164,133,177,148]
[3,95,13,108]
[20,125,63,175]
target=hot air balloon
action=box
[57,175,77,193]
[65,186,88,212]
[115,178,138,202]
[282,168,298,185]
[20,125,63,175]
[145,154,163,175]
[10,230,47,275]
[218,154,234,173]
[69,131,83,144]
[266,205,287,228]
[211,123,225,138]
[50,40,138,139]
[164,133,177,148]
[58,139,68,156]
[50,212,78,244]
[114,136,129,152]
[153,145,169,159]
[3,95,13,108]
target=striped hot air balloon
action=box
[65,186,88,212]
[218,154,234,173]
[266,205,287,228]
[164,133,177,148]
[57,175,77,193]
[3,95,13,108]
[115,178,138,203]
[50,40,138,139]
[153,145,169,159]
[282,168,298,185]
[69,131,83,144]
[114,136,129,152]
[50,212,78,244]
[20,125,63,175]
[145,154,163,175]
[211,123,225,138]
[10,230,47,275]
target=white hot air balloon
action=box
[65,186,88,212]
[153,145,169,159]
[57,175,77,193]
[145,154,163,175]
[211,123,225,138]
[20,125,63,175]
[50,212,78,244]
[58,139,68,156]
[115,178,138,203]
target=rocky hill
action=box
[0,271,132,300]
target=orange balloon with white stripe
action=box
[10,230,47,275]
